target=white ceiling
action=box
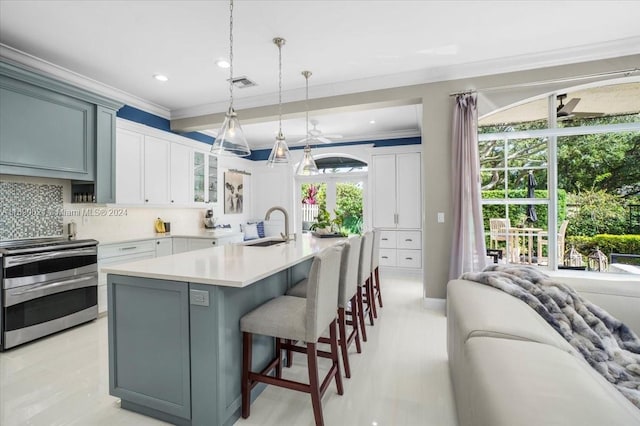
[1,1,640,147]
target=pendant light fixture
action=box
[266,37,291,167]
[296,70,319,175]
[211,0,251,157]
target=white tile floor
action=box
[0,271,458,426]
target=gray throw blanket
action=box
[461,264,640,409]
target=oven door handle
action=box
[4,247,97,268]
[4,273,97,307]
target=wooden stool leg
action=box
[275,337,282,378]
[337,308,350,378]
[241,332,252,419]
[375,267,383,308]
[356,288,367,342]
[286,339,293,367]
[329,320,344,395]
[365,278,375,325]
[369,275,378,319]
[307,342,324,426]
[351,294,362,353]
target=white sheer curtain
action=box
[449,94,487,279]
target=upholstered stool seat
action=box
[240,245,344,426]
[241,295,307,341]
[286,237,363,378]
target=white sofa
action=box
[447,275,640,426]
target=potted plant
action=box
[310,207,347,236]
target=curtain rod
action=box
[448,67,640,97]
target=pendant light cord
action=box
[278,40,283,135]
[229,0,234,110]
[305,72,310,147]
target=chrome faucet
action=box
[265,206,293,241]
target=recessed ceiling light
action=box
[369,120,376,124]
[216,59,230,69]
[153,74,169,82]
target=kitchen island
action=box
[102,234,344,426]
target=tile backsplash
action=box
[0,181,64,240]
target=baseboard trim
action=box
[423,297,446,312]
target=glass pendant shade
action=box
[295,144,319,175]
[211,107,251,157]
[267,131,291,166]
[211,0,250,157]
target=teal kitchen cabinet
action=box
[0,60,122,202]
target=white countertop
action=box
[101,234,345,287]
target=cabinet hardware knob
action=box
[120,246,136,251]
[156,241,160,244]
[171,200,174,203]
[382,256,389,259]
[382,238,388,241]
[145,199,149,203]
[405,239,413,241]
[405,257,413,260]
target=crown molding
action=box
[172,36,640,120]
[0,43,171,118]
[2,35,638,122]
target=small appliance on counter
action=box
[204,209,216,229]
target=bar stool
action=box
[287,237,363,378]
[371,229,384,314]
[240,245,344,426]
[358,231,375,334]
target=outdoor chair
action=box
[537,220,569,264]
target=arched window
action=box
[296,154,368,235]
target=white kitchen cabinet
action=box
[144,135,171,204]
[115,121,207,206]
[372,153,421,229]
[115,128,145,204]
[371,154,397,228]
[170,143,192,204]
[155,238,173,257]
[188,238,218,251]
[98,239,157,313]
[371,152,422,269]
[173,237,189,254]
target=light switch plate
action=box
[437,212,445,223]
[190,289,209,306]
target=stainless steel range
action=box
[0,237,98,350]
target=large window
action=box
[479,81,640,274]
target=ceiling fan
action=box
[297,119,343,144]
[556,94,604,120]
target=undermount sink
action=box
[245,240,286,247]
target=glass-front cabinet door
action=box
[194,151,205,202]
[194,151,218,203]
[208,155,218,203]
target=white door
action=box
[396,153,421,229]
[115,129,145,204]
[170,143,192,204]
[371,154,397,228]
[144,136,171,204]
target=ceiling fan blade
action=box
[317,136,333,144]
[558,97,580,116]
[572,112,605,118]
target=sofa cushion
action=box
[465,337,640,426]
[447,279,575,353]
